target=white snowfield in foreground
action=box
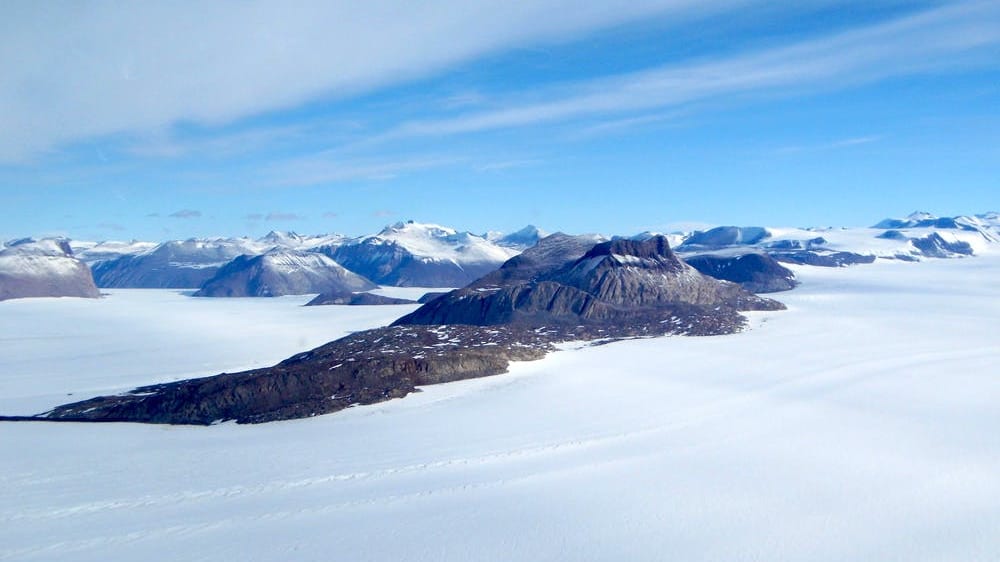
[2,257,999,561]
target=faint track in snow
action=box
[6,345,992,528]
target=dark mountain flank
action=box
[17,235,785,425]
[684,253,798,293]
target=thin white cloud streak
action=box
[385,1,1000,140]
[776,135,884,154]
[0,0,746,163]
[263,154,462,187]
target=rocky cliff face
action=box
[0,239,100,301]
[194,250,375,297]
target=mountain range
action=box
[2,212,998,302]
[31,233,783,424]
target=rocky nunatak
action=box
[27,235,785,425]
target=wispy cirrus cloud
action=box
[776,135,884,154]
[475,158,543,172]
[376,1,1000,141]
[262,153,462,187]
[0,0,740,163]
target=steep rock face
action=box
[194,251,375,297]
[684,253,798,293]
[394,235,783,328]
[0,239,100,301]
[92,238,263,288]
[305,291,416,306]
[328,221,519,287]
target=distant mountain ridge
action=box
[194,250,376,297]
[326,221,520,287]
[10,211,999,301]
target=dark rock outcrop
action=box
[910,233,974,258]
[194,250,375,297]
[877,230,972,258]
[305,291,416,306]
[0,239,100,301]
[771,251,877,267]
[35,325,556,425]
[684,253,798,293]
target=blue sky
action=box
[1,0,997,241]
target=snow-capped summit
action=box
[256,231,348,251]
[873,211,992,232]
[0,238,100,301]
[330,221,519,287]
[194,249,376,297]
[259,230,307,247]
[71,239,159,265]
[491,225,547,250]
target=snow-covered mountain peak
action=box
[492,225,548,250]
[0,238,99,300]
[259,230,305,246]
[3,237,74,257]
[377,221,459,240]
[906,211,936,221]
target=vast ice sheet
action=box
[2,258,998,561]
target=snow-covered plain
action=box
[2,257,999,561]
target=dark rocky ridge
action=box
[36,325,553,424]
[305,291,416,306]
[14,234,785,425]
[771,251,877,267]
[684,253,798,293]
